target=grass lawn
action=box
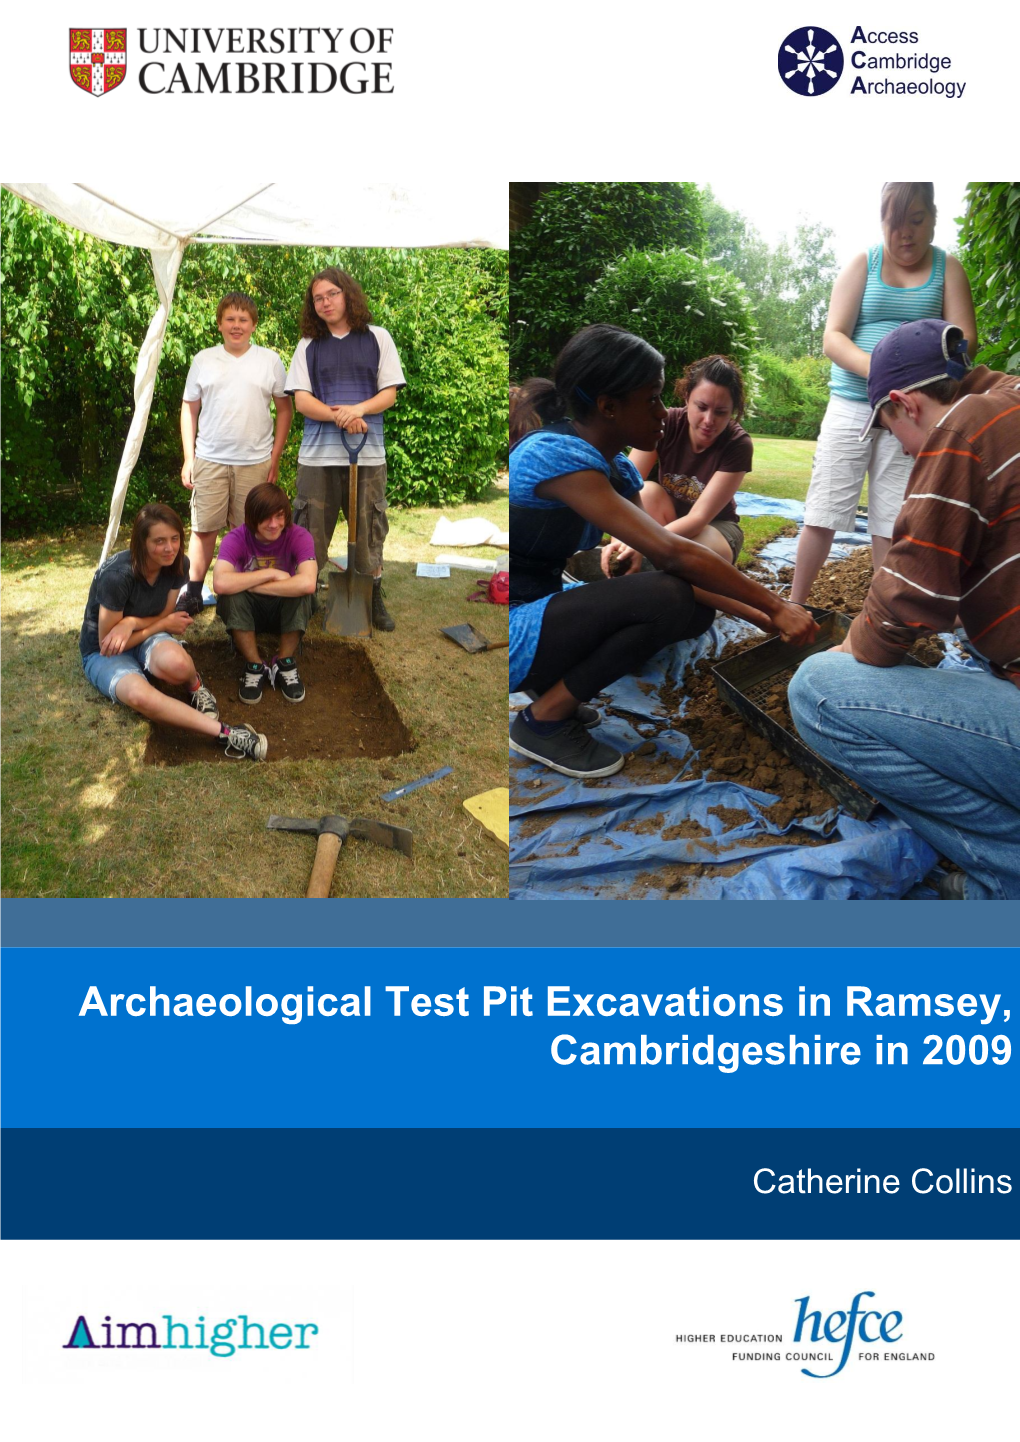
[1,487,509,899]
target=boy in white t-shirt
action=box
[180,292,293,586]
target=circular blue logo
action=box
[778,26,843,96]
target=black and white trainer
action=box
[220,724,268,761]
[509,712,624,779]
[239,662,267,705]
[189,677,219,720]
[270,656,306,704]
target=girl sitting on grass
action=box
[510,325,817,779]
[79,503,267,760]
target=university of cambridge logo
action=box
[70,28,126,96]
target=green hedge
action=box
[958,182,1020,374]
[582,248,759,403]
[510,182,705,379]
[0,192,508,530]
[745,351,829,439]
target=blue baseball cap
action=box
[859,319,971,439]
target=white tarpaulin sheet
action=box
[2,181,507,557]
[3,182,507,251]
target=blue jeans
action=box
[789,654,1020,900]
[82,632,182,702]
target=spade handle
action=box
[307,831,343,898]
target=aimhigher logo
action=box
[63,1312,318,1357]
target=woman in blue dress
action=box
[510,325,818,779]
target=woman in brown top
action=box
[601,354,752,574]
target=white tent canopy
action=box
[4,182,507,559]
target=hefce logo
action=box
[793,1291,901,1377]
[64,1312,318,1358]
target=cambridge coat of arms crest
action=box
[70,28,127,95]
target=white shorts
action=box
[803,393,915,538]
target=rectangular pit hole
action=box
[143,639,414,766]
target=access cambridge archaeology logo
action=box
[778,25,967,100]
[62,1311,319,1359]
[70,28,127,96]
[676,1291,935,1379]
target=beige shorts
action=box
[190,458,272,533]
[804,394,914,537]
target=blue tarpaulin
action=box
[510,493,954,901]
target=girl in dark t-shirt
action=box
[79,503,268,761]
[602,355,752,572]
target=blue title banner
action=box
[2,946,1014,1130]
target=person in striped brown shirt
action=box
[790,319,1020,900]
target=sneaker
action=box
[525,689,600,729]
[510,712,624,779]
[239,662,267,705]
[188,677,219,720]
[372,579,395,632]
[220,723,268,761]
[270,656,305,704]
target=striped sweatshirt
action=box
[849,366,1020,688]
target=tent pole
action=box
[99,240,187,563]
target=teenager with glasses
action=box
[285,267,406,632]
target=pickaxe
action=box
[267,814,413,897]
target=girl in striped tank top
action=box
[790,183,977,603]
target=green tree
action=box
[958,182,1020,373]
[510,182,706,378]
[582,248,759,401]
[0,191,508,530]
[698,189,837,359]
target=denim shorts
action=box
[82,632,182,703]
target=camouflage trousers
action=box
[294,462,389,576]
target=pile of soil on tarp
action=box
[511,548,951,895]
[659,643,836,829]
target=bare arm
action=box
[293,390,340,422]
[267,396,293,485]
[539,471,817,645]
[180,399,201,487]
[250,558,318,599]
[943,255,978,358]
[212,560,292,595]
[330,387,398,429]
[822,253,870,377]
[98,598,191,655]
[628,446,659,480]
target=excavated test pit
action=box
[144,639,414,766]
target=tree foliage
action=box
[510,182,705,378]
[702,188,837,359]
[746,352,829,439]
[583,248,759,400]
[958,182,1020,374]
[0,191,508,530]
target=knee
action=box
[149,642,193,686]
[788,653,852,734]
[646,572,711,633]
[116,674,155,713]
